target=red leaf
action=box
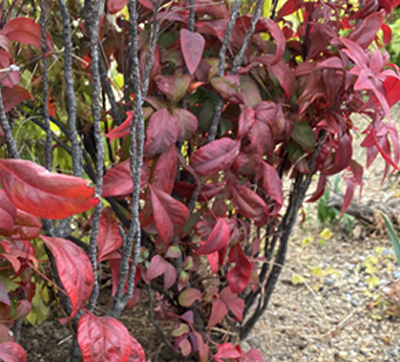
[244,348,264,362]
[207,252,219,274]
[180,29,205,75]
[0,209,41,240]
[40,236,94,323]
[178,288,202,307]
[190,138,240,176]
[154,74,191,104]
[78,314,131,362]
[268,60,296,99]
[144,109,180,158]
[307,174,327,203]
[0,50,19,88]
[196,218,230,255]
[262,162,283,214]
[219,287,244,321]
[110,259,141,297]
[150,146,177,194]
[323,133,352,175]
[277,0,298,19]
[214,343,242,360]
[228,244,252,294]
[0,239,37,274]
[207,299,227,328]
[193,331,209,362]
[238,107,255,139]
[340,178,355,217]
[0,159,99,219]
[0,342,26,362]
[258,18,286,65]
[105,111,133,139]
[127,335,146,362]
[96,208,123,262]
[0,189,16,230]
[102,160,148,198]
[171,108,198,142]
[348,9,385,49]
[150,186,189,245]
[146,255,168,281]
[107,0,128,14]
[231,184,269,226]
[1,86,32,113]
[12,300,31,320]
[0,17,53,54]
[163,261,177,289]
[381,23,392,46]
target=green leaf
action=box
[380,212,400,267]
[291,122,316,152]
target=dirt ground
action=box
[19,108,400,362]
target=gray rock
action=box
[324,278,335,286]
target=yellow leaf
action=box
[292,275,305,285]
[301,236,313,246]
[311,266,324,277]
[320,228,332,240]
[366,276,380,287]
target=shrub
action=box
[1,0,400,361]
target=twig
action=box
[39,0,52,171]
[231,0,265,74]
[84,0,103,313]
[0,91,20,159]
[58,0,82,176]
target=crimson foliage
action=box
[1,0,400,361]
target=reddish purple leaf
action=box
[40,236,94,323]
[95,208,123,262]
[150,186,189,245]
[107,0,128,14]
[307,174,327,203]
[127,335,146,362]
[190,138,240,176]
[109,259,141,299]
[340,177,355,217]
[0,239,37,274]
[180,29,205,75]
[228,244,252,294]
[244,348,264,362]
[164,261,177,289]
[214,343,241,360]
[2,86,32,113]
[0,159,99,219]
[11,300,31,321]
[219,287,244,322]
[102,160,148,198]
[238,107,255,139]
[144,109,180,158]
[154,74,191,104]
[193,331,209,362]
[78,314,131,362]
[348,9,385,49]
[262,162,283,214]
[323,133,352,175]
[146,255,168,281]
[1,17,53,54]
[196,218,230,255]
[150,146,177,194]
[171,108,198,142]
[231,184,269,227]
[0,209,41,240]
[207,299,227,328]
[178,288,202,307]
[179,338,192,356]
[210,75,240,99]
[0,50,19,88]
[0,342,26,362]
[0,189,16,230]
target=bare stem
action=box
[58,0,82,176]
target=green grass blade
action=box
[380,211,400,267]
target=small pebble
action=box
[324,278,335,286]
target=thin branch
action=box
[141,0,160,96]
[231,0,265,74]
[108,0,146,317]
[0,91,20,158]
[188,0,195,32]
[58,0,82,177]
[84,0,103,313]
[99,57,123,126]
[147,284,180,357]
[207,0,241,143]
[39,0,52,171]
